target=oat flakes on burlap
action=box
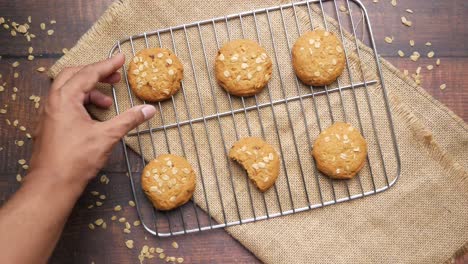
[49,0,467,263]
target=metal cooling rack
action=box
[108,0,401,237]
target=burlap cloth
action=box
[49,0,467,263]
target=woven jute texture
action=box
[49,0,467,263]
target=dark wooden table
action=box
[0,0,466,263]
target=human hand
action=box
[28,54,156,191]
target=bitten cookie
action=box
[141,154,196,211]
[229,137,280,192]
[128,48,183,102]
[215,39,272,97]
[292,29,345,86]
[312,122,367,179]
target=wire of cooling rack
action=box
[109,0,400,237]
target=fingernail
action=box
[112,53,125,61]
[140,105,156,120]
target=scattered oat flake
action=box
[125,240,134,249]
[133,220,141,226]
[18,159,26,165]
[440,84,446,90]
[94,218,104,226]
[384,36,393,44]
[397,50,404,57]
[47,29,54,36]
[427,51,434,58]
[100,174,110,184]
[17,25,27,34]
[12,61,20,68]
[410,51,420,62]
[16,174,22,182]
[50,20,56,24]
[409,40,415,46]
[406,9,413,13]
[391,0,397,6]
[91,191,99,196]
[425,42,432,46]
[339,5,347,12]
[13,72,19,79]
[416,67,421,74]
[129,200,136,207]
[171,241,179,249]
[28,55,34,61]
[16,140,24,146]
[95,201,103,206]
[36,67,46,72]
[118,217,126,223]
[177,257,184,263]
[99,194,106,200]
[28,47,33,53]
[40,23,45,30]
[88,223,95,230]
[401,16,412,27]
[436,58,440,66]
[427,65,434,70]
[111,215,117,221]
[19,126,26,131]
[114,205,122,211]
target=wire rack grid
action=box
[108,0,401,237]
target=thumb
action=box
[104,104,156,138]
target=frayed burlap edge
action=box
[49,0,468,261]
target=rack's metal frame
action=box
[108,0,401,237]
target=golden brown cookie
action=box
[312,122,367,179]
[229,137,280,192]
[215,39,272,97]
[128,48,183,102]
[292,29,345,86]
[141,154,196,211]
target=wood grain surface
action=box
[0,0,466,263]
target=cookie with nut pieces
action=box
[312,122,367,180]
[229,137,280,192]
[292,29,345,86]
[141,154,196,211]
[215,39,272,97]
[128,48,183,102]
